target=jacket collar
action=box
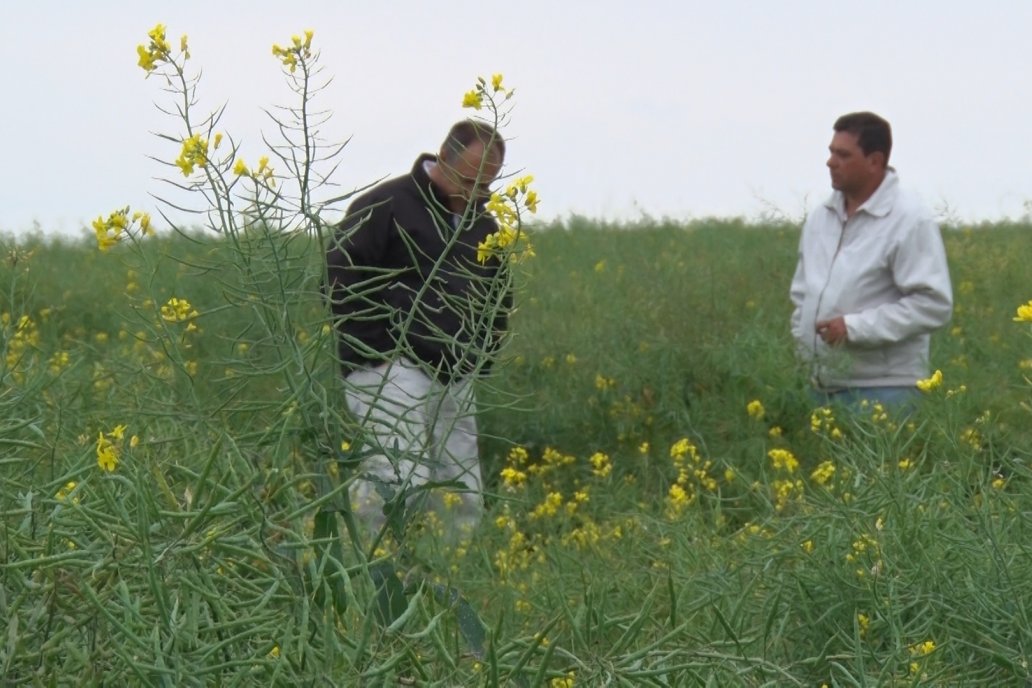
[410,153,490,216]
[410,153,451,210]
[824,168,899,219]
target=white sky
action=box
[2,1,1030,238]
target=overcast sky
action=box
[2,1,1030,238]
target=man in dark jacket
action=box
[326,119,508,540]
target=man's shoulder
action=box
[347,171,416,214]
[875,173,934,225]
[878,187,938,238]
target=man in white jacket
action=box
[789,112,953,408]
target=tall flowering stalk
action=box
[91,207,154,252]
[460,74,539,264]
[128,23,291,238]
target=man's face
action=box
[826,130,881,194]
[438,140,503,206]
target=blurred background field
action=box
[2,219,1032,685]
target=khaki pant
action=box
[344,359,483,541]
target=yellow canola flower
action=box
[491,73,504,91]
[233,159,249,176]
[915,369,943,392]
[175,134,209,176]
[272,30,313,72]
[55,481,79,503]
[810,460,836,485]
[530,492,563,519]
[136,45,159,72]
[161,297,200,323]
[910,640,936,657]
[669,437,698,462]
[500,466,527,491]
[92,210,127,251]
[96,431,120,472]
[1013,300,1032,322]
[525,189,539,213]
[92,207,154,251]
[136,23,172,72]
[589,451,612,478]
[131,211,154,236]
[462,89,483,110]
[768,448,799,474]
[746,399,765,420]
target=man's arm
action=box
[843,218,953,346]
[789,251,806,344]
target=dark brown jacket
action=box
[326,154,510,382]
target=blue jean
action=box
[811,386,920,414]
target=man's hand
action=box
[816,316,847,345]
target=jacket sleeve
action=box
[789,244,807,345]
[325,195,394,368]
[844,218,953,346]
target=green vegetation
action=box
[2,220,1031,685]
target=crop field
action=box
[3,19,1032,687]
[2,219,1032,686]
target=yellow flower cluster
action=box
[665,483,691,519]
[54,481,79,504]
[232,155,275,184]
[493,524,542,579]
[810,460,836,486]
[915,369,943,392]
[1013,299,1032,322]
[768,448,799,474]
[462,73,511,111]
[549,674,575,688]
[136,23,178,72]
[49,351,71,376]
[271,30,314,73]
[589,451,612,478]
[478,175,539,264]
[96,424,129,472]
[857,613,870,636]
[869,401,889,425]
[91,207,154,252]
[907,639,937,676]
[2,313,39,379]
[771,478,804,512]
[665,437,718,519]
[746,399,765,420]
[160,297,200,333]
[846,532,882,578]
[670,437,699,462]
[810,407,843,440]
[530,492,564,520]
[175,134,209,176]
[500,466,528,491]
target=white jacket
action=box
[789,170,953,389]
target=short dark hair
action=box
[834,111,892,164]
[441,119,506,163]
